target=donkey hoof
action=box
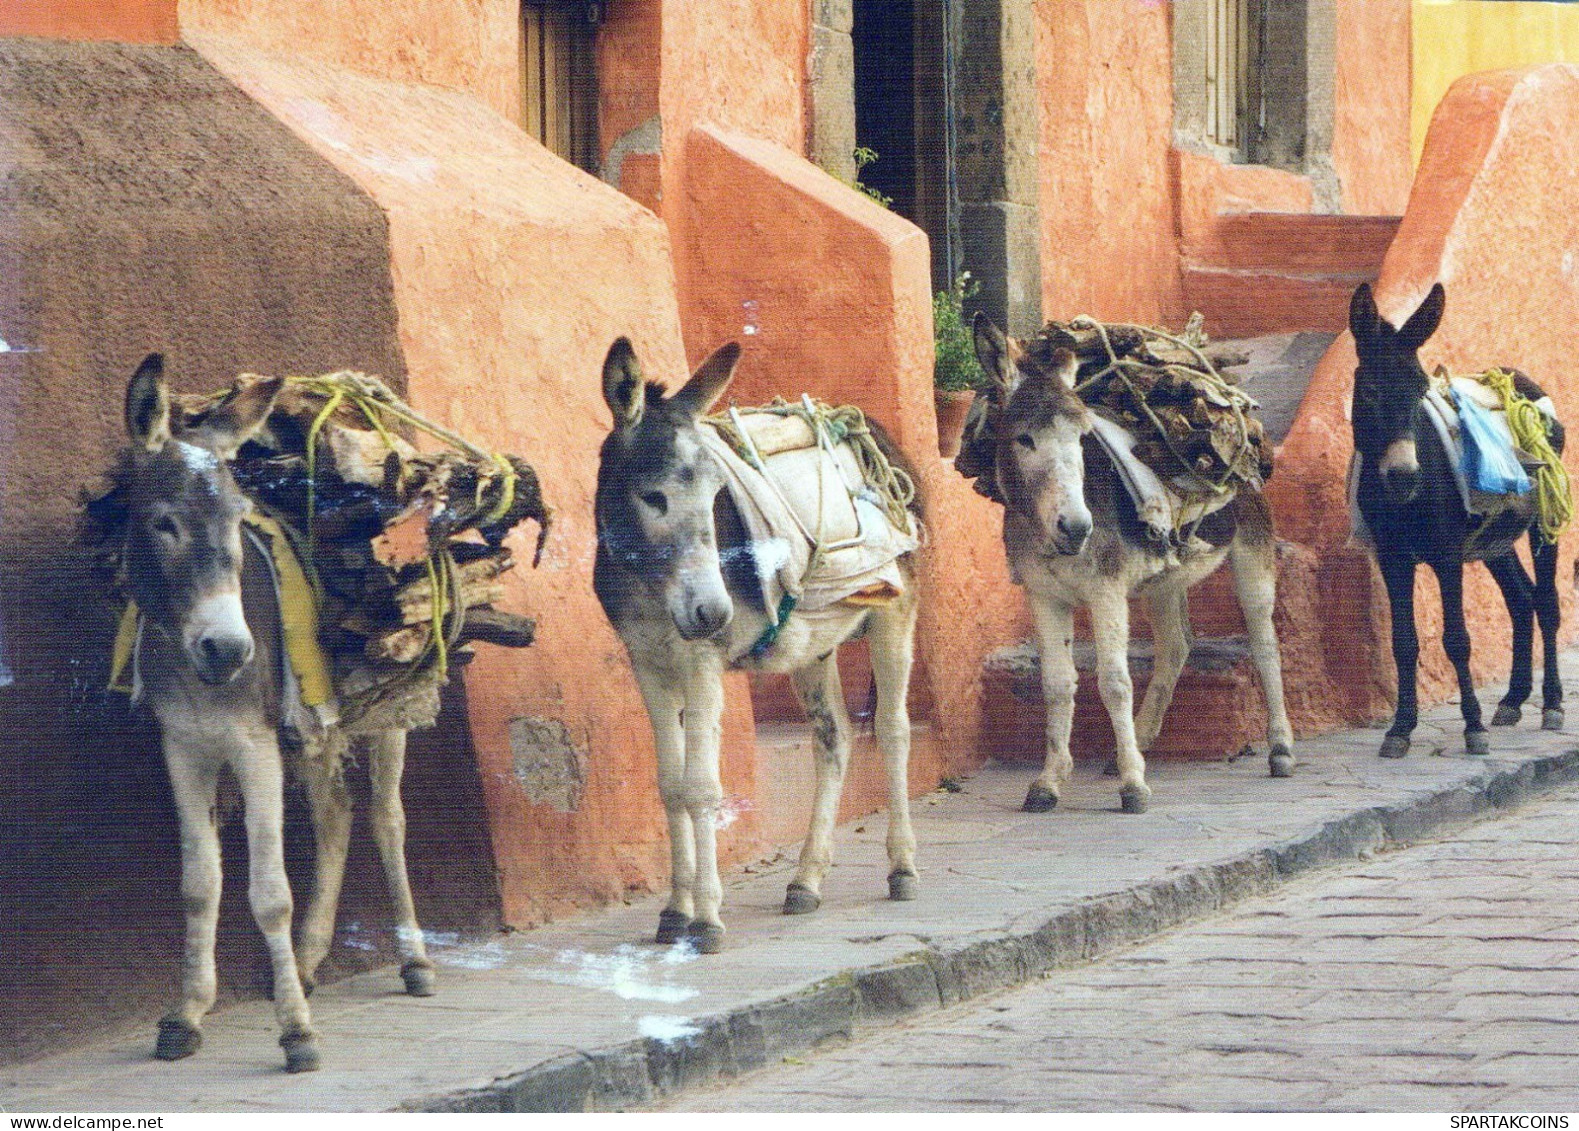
[656,908,692,944]
[1378,735,1410,759]
[1543,708,1565,732]
[1465,730,1491,757]
[1101,758,1120,778]
[888,870,919,902]
[280,1029,321,1074]
[783,884,821,915]
[1119,785,1150,814]
[1268,746,1295,778]
[401,961,436,998]
[684,921,726,955]
[155,1015,202,1061]
[1023,784,1058,812]
[1492,704,1522,727]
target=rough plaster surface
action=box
[0,0,178,43]
[179,0,521,123]
[0,36,499,1064]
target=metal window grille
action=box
[521,0,601,173]
[1204,0,1249,150]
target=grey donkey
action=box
[115,355,436,1073]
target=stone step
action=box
[981,636,1272,764]
[1207,211,1401,274]
[1184,264,1374,338]
[1216,330,1338,445]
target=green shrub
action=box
[933,272,987,392]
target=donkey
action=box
[970,315,1294,813]
[594,338,922,954]
[1349,282,1565,759]
[115,355,435,1073]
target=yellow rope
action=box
[1477,368,1572,544]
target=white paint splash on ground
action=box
[714,795,754,831]
[638,1015,702,1043]
[519,942,700,1003]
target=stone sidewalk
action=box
[660,787,1579,1112]
[3,678,1578,1112]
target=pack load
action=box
[700,397,919,656]
[957,314,1273,553]
[84,370,551,729]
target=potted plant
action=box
[933,271,987,458]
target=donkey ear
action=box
[196,374,286,458]
[1396,283,1445,352]
[602,337,645,430]
[1349,283,1382,343]
[972,312,1020,395]
[1049,348,1079,391]
[125,353,171,453]
[671,341,742,419]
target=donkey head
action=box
[1349,281,1445,505]
[973,313,1093,556]
[596,337,744,640]
[121,354,283,685]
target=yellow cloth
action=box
[107,513,335,709]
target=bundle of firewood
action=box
[1028,316,1273,491]
[85,371,550,694]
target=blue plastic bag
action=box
[1453,386,1531,496]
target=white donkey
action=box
[593,338,922,953]
[113,356,435,1072]
[968,316,1294,813]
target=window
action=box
[521,0,601,173]
[1204,0,1249,150]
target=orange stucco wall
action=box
[1333,0,1414,216]
[179,0,521,124]
[0,0,177,43]
[1271,64,1579,727]
[1033,0,1184,326]
[183,31,771,928]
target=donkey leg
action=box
[365,730,434,996]
[1533,535,1564,729]
[1485,552,1535,726]
[1090,590,1150,813]
[634,666,695,943]
[1230,536,1295,777]
[1378,554,1420,758]
[1434,558,1489,755]
[295,733,352,995]
[785,654,852,914]
[156,745,222,1061]
[1134,586,1189,754]
[1025,596,1077,812]
[870,595,919,901]
[231,728,319,1072]
[681,658,728,953]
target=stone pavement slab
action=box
[3,665,1578,1112]
[660,788,1579,1113]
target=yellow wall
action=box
[1413,0,1579,162]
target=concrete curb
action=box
[406,747,1579,1112]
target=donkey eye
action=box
[154,516,181,540]
[1015,434,1036,451]
[640,491,668,515]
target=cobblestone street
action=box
[662,787,1579,1113]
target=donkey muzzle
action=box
[676,596,734,641]
[1382,465,1421,505]
[185,591,254,685]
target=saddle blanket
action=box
[1348,376,1553,546]
[1088,410,1237,556]
[699,407,919,634]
